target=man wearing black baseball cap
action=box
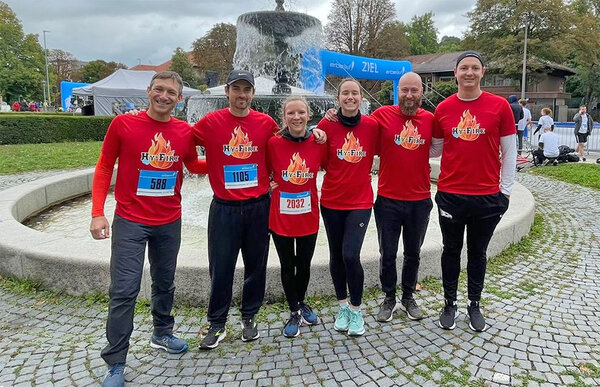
[193,70,325,349]
[225,70,255,87]
[431,51,517,332]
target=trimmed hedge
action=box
[0,115,113,144]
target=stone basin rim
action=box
[0,164,535,306]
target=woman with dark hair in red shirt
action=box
[318,79,379,336]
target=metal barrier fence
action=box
[529,122,600,153]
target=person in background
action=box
[267,96,327,338]
[533,126,560,166]
[517,99,532,153]
[318,78,379,337]
[573,105,594,162]
[431,51,516,333]
[533,107,554,144]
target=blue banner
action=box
[60,81,89,111]
[320,50,411,81]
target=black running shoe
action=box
[467,301,487,332]
[241,317,259,342]
[438,299,458,330]
[400,298,424,320]
[199,325,226,350]
[376,297,398,322]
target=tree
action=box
[324,0,396,56]
[79,60,127,83]
[0,1,46,102]
[49,49,78,82]
[364,21,410,59]
[437,36,463,53]
[465,0,572,80]
[424,80,457,111]
[169,47,200,89]
[192,23,236,84]
[567,0,600,105]
[375,80,394,106]
[406,12,439,55]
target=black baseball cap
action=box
[455,51,485,68]
[226,70,255,87]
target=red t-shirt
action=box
[193,108,278,201]
[92,112,199,226]
[318,115,379,210]
[433,91,516,195]
[267,134,327,237]
[371,106,433,201]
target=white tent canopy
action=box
[203,76,314,96]
[72,69,202,116]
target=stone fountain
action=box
[186,0,335,126]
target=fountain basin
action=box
[0,163,535,305]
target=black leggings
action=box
[271,232,318,312]
[321,206,371,307]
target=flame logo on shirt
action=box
[223,127,258,159]
[282,152,314,185]
[452,110,486,141]
[140,132,179,169]
[337,132,366,163]
[394,120,426,150]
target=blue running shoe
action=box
[150,333,188,354]
[334,305,351,332]
[283,311,302,338]
[300,302,318,325]
[102,363,125,387]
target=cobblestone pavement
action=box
[1,172,599,387]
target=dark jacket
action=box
[573,112,594,136]
[508,95,523,125]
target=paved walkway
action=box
[1,172,599,386]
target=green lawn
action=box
[528,162,600,190]
[0,141,102,175]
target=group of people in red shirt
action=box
[91,50,517,387]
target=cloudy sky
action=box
[5,0,476,67]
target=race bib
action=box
[224,164,258,189]
[136,170,177,196]
[280,191,311,215]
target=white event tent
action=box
[72,69,202,116]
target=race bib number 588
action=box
[137,170,177,196]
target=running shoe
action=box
[347,309,365,336]
[376,296,398,322]
[438,299,458,330]
[467,301,488,332]
[150,333,188,354]
[199,325,227,350]
[283,311,302,338]
[400,298,424,320]
[102,363,125,387]
[241,317,259,342]
[334,305,351,332]
[300,302,319,325]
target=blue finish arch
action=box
[300,49,412,104]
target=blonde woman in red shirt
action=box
[267,96,327,338]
